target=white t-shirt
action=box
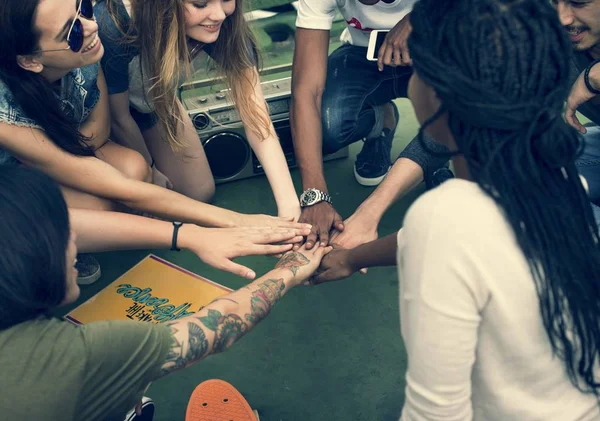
[397,179,600,421]
[295,0,416,47]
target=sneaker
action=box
[75,254,101,285]
[124,397,155,421]
[354,101,400,186]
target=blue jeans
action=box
[321,44,449,184]
[575,125,600,229]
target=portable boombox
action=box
[180,75,348,184]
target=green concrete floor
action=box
[58,99,424,421]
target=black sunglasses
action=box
[37,0,94,53]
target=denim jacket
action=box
[0,62,101,165]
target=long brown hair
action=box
[105,0,271,151]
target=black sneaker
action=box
[124,397,155,421]
[75,254,101,285]
[354,102,400,186]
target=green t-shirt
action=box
[0,317,172,420]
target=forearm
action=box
[290,94,328,192]
[70,208,204,252]
[245,76,298,213]
[110,117,153,164]
[247,129,299,211]
[347,232,398,270]
[119,183,239,228]
[158,268,296,376]
[353,158,424,227]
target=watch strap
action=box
[171,222,183,251]
[300,188,332,207]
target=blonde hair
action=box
[106,0,272,151]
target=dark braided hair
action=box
[409,0,600,395]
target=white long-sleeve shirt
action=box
[397,179,600,421]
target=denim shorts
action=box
[129,107,158,132]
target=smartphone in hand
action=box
[367,30,390,61]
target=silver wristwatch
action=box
[299,188,332,208]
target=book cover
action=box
[65,254,231,325]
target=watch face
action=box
[302,189,318,205]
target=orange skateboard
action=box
[186,379,258,421]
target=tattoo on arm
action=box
[198,278,286,352]
[160,322,209,376]
[159,278,287,376]
[245,278,285,324]
[275,252,310,276]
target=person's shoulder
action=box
[0,77,41,129]
[94,0,130,38]
[0,77,15,110]
[79,320,171,349]
[0,317,85,354]
[404,179,504,238]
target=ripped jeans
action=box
[320,44,449,184]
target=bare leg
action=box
[143,101,215,203]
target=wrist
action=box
[276,198,300,213]
[345,248,363,273]
[585,59,600,94]
[266,268,298,286]
[351,204,383,229]
[590,62,600,92]
[176,224,205,251]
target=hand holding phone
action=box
[367,13,413,71]
[367,30,389,62]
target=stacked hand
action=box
[275,243,333,286]
[298,201,344,249]
[179,225,311,279]
[236,213,312,231]
[310,246,357,285]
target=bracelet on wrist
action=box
[171,221,183,251]
[584,58,600,95]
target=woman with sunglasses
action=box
[94,0,301,219]
[0,165,330,421]
[0,0,311,280]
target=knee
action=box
[121,149,152,183]
[187,179,215,203]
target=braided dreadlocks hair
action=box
[409,0,600,395]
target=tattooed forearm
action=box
[245,278,285,324]
[275,251,310,276]
[199,310,248,353]
[199,279,286,353]
[209,297,239,306]
[158,277,291,377]
[160,322,209,376]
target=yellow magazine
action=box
[65,254,231,325]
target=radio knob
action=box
[215,93,226,100]
[198,97,208,104]
[192,113,210,130]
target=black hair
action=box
[0,0,94,156]
[409,0,600,395]
[0,166,71,331]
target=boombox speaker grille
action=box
[202,132,250,180]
